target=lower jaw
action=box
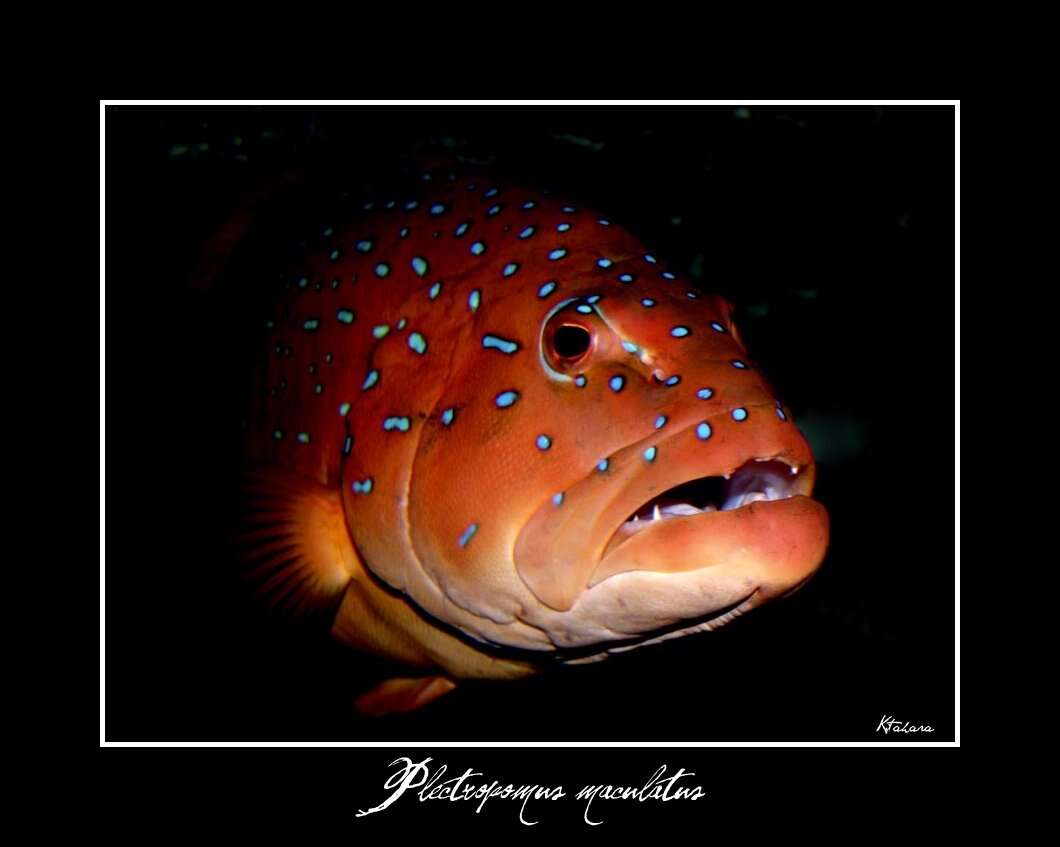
[589,495,830,589]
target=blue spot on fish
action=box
[429,281,442,300]
[458,523,478,548]
[411,256,429,277]
[362,370,380,389]
[329,249,341,262]
[483,335,520,354]
[372,325,389,339]
[609,375,625,392]
[484,187,499,198]
[495,390,519,408]
[303,319,320,331]
[441,408,455,426]
[776,405,787,421]
[468,289,481,312]
[383,416,411,432]
[537,281,557,298]
[429,203,446,216]
[408,332,427,355]
[374,263,390,277]
[622,341,639,354]
[696,387,714,400]
[337,309,354,324]
[665,375,681,386]
[654,415,667,429]
[644,254,657,264]
[343,435,353,455]
[597,458,610,472]
[574,375,587,387]
[356,239,374,253]
[576,304,592,314]
[671,326,690,338]
[557,223,571,232]
[641,298,656,307]
[471,241,486,256]
[662,271,676,280]
[732,360,748,369]
[502,263,519,277]
[522,200,536,210]
[487,204,502,216]
[552,492,564,506]
[352,478,373,494]
[732,408,748,422]
[596,258,613,268]
[643,446,657,462]
[696,421,713,440]
[519,226,536,239]
[297,432,310,444]
[536,434,552,451]
[711,322,727,333]
[619,274,634,283]
[548,248,568,261]
[339,402,351,416]
[455,221,470,237]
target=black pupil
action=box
[553,325,591,358]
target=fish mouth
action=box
[513,405,828,621]
[600,457,808,560]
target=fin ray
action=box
[236,465,357,620]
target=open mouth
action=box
[603,459,803,558]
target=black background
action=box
[104,104,955,743]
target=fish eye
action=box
[554,324,592,358]
[544,321,594,371]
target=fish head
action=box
[341,199,828,658]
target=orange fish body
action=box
[240,179,829,715]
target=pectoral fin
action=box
[236,465,357,620]
[354,676,457,716]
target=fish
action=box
[238,176,830,716]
